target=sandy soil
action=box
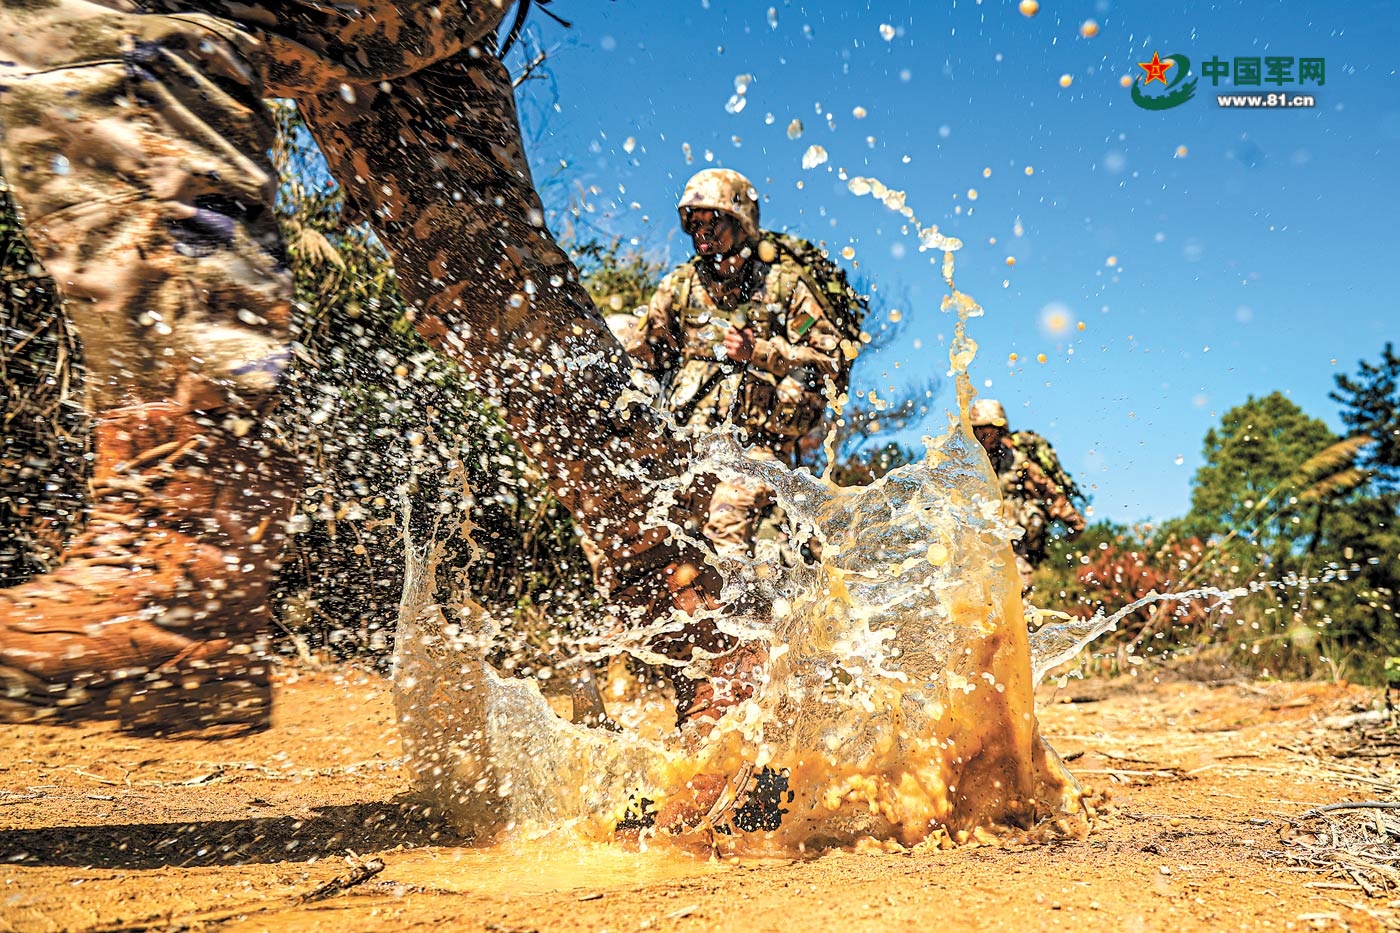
[2,665,1397,933]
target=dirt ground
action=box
[2,665,1397,933]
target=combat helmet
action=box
[969,398,1009,428]
[678,168,760,241]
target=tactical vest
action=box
[660,256,827,441]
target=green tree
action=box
[1331,342,1400,492]
[1186,392,1337,565]
[570,237,666,315]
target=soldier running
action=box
[970,399,1087,592]
[625,168,849,558]
[0,1,716,733]
[619,168,855,731]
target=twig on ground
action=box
[1300,802,1400,819]
[300,851,386,903]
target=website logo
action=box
[1129,51,1325,111]
[1130,51,1197,111]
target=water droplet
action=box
[879,23,896,41]
[852,105,868,119]
[1019,0,1039,16]
[801,145,828,169]
[1080,20,1100,38]
[623,137,636,154]
[1059,74,1073,88]
[787,119,804,139]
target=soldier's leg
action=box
[703,474,777,558]
[1012,550,1036,595]
[0,5,297,730]
[292,50,717,623]
[667,451,781,728]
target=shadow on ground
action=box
[0,800,453,869]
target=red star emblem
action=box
[1137,51,1174,85]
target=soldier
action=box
[0,1,714,733]
[970,399,1087,592]
[625,168,848,559]
[622,168,852,730]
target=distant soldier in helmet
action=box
[970,399,1088,592]
[624,168,851,559]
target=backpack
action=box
[768,232,868,344]
[1013,430,1085,504]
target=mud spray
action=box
[393,180,1092,854]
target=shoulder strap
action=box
[672,260,697,309]
[772,239,833,322]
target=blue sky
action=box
[507,0,1399,526]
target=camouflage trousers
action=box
[703,447,777,556]
[0,0,707,610]
[0,3,291,414]
[1011,522,1046,592]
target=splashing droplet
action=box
[802,145,829,169]
[787,119,804,139]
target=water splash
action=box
[1027,586,1248,686]
[393,179,1083,850]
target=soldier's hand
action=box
[724,326,756,363]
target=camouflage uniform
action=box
[626,169,844,556]
[970,400,1086,591]
[0,1,709,730]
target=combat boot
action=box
[0,401,296,733]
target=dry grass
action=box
[0,178,90,585]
